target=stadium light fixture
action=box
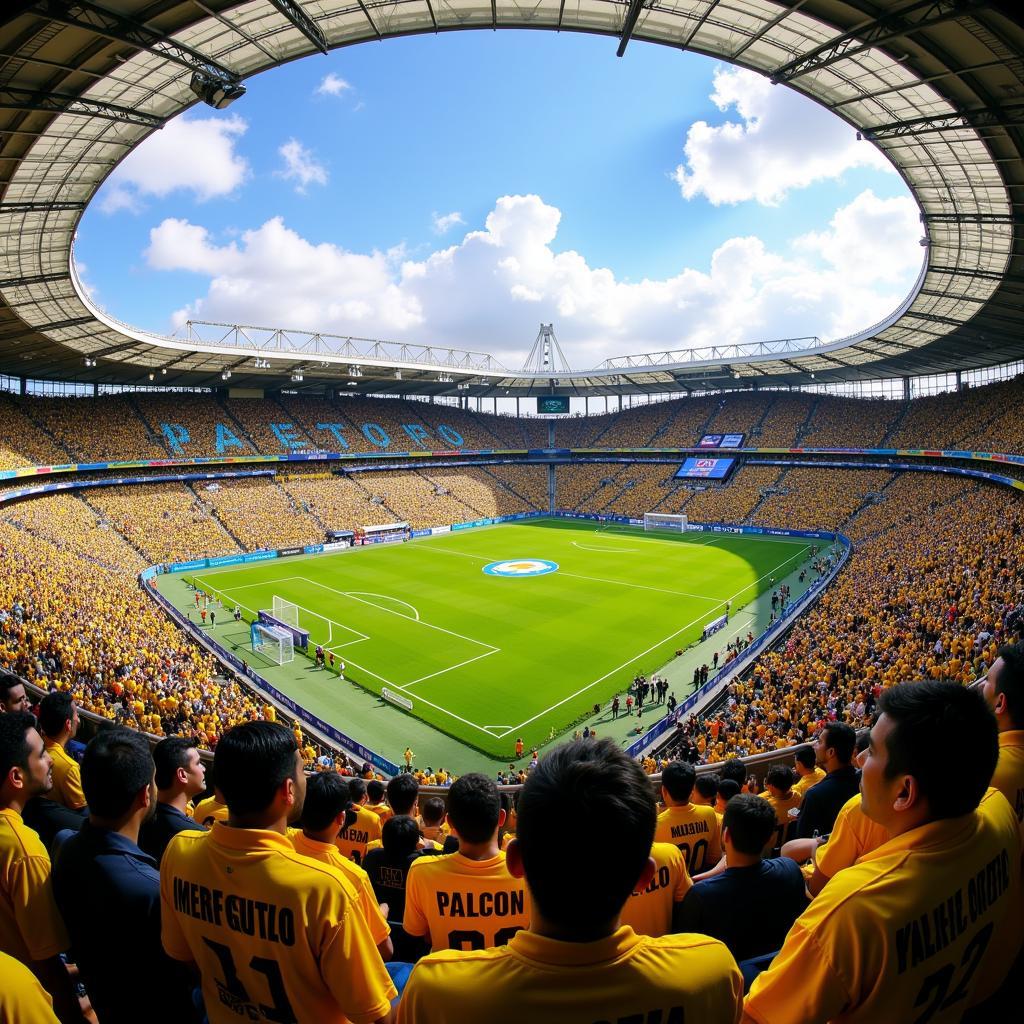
[83,356,96,368]
[189,71,246,110]
[292,372,304,382]
[221,369,232,380]
[160,367,167,375]
[148,372,154,381]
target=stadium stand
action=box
[800,396,903,449]
[683,466,783,525]
[751,468,894,532]
[28,395,164,462]
[197,476,322,550]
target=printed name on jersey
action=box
[435,889,526,918]
[172,878,295,946]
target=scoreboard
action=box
[698,433,745,449]
[675,457,736,480]
[537,396,570,414]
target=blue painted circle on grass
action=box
[483,559,559,578]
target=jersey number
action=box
[447,926,521,950]
[204,938,297,1023]
[911,922,993,1024]
[676,838,710,874]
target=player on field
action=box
[403,773,527,952]
[654,761,722,874]
[397,738,742,1024]
[160,721,395,1024]
[743,681,1021,1024]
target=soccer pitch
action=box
[187,519,810,758]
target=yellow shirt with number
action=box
[396,925,743,1024]
[793,766,826,799]
[290,832,390,947]
[160,823,395,1024]
[43,740,86,811]
[0,808,68,963]
[619,841,691,938]
[335,805,382,866]
[654,803,722,875]
[403,850,527,951]
[814,794,889,881]
[743,789,1021,1024]
[0,950,59,1022]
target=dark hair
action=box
[517,739,656,932]
[37,691,74,738]
[823,722,857,765]
[879,681,997,819]
[994,642,1024,728]
[766,765,796,793]
[302,773,350,832]
[795,745,817,770]
[82,728,153,819]
[366,779,386,803]
[382,815,421,858]
[0,712,37,781]
[446,773,500,844]
[214,721,298,817]
[719,758,747,786]
[153,737,197,790]
[348,778,367,803]
[717,779,741,803]
[386,773,419,816]
[661,761,696,803]
[855,728,871,755]
[0,672,26,708]
[420,796,445,826]
[724,794,778,856]
[694,774,719,801]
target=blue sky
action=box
[78,29,921,368]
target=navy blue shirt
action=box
[794,765,861,839]
[674,857,808,962]
[52,821,199,1024]
[139,801,207,864]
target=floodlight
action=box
[189,71,246,110]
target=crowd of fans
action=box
[197,477,322,551]
[751,468,894,532]
[683,466,782,524]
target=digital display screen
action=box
[537,396,570,414]
[698,434,723,448]
[675,457,736,480]
[720,433,745,448]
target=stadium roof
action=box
[1,0,1022,397]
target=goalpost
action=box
[643,512,688,533]
[272,596,298,627]
[250,622,295,665]
[270,595,332,645]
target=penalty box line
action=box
[496,542,815,739]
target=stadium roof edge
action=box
[1,0,1022,395]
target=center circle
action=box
[482,559,559,578]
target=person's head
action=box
[82,728,155,826]
[213,721,305,825]
[765,765,796,796]
[723,794,777,858]
[693,773,719,806]
[715,779,741,812]
[859,681,998,833]
[153,737,205,799]
[348,778,367,805]
[982,642,1024,730]
[0,712,51,806]
[301,773,350,837]
[660,761,696,805]
[813,722,856,770]
[794,745,817,774]
[0,672,28,714]
[38,691,78,742]
[446,773,503,845]
[509,738,656,936]
[386,773,419,816]
[381,815,421,859]
[855,728,871,755]
[719,758,747,787]
[420,796,445,827]
[366,779,386,804]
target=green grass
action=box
[187,519,809,758]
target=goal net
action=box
[644,513,688,533]
[250,623,295,665]
[272,596,299,627]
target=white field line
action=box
[497,543,812,738]
[404,648,500,687]
[345,591,421,621]
[557,569,721,604]
[571,541,638,554]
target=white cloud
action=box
[276,139,328,193]
[432,211,465,235]
[316,73,351,97]
[98,115,249,213]
[674,67,893,206]
[146,191,922,366]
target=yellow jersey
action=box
[397,925,743,1024]
[814,794,889,881]
[403,850,528,951]
[619,841,691,938]
[655,804,722,874]
[0,808,68,962]
[992,730,1024,842]
[0,950,59,1023]
[193,795,229,828]
[290,832,390,948]
[793,766,826,799]
[43,741,85,811]
[743,789,1021,1024]
[335,805,382,866]
[365,803,393,826]
[161,823,395,1024]
[761,791,802,851]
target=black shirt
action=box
[22,796,86,852]
[139,801,207,863]
[795,765,861,839]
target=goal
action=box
[250,622,295,665]
[643,512,688,533]
[272,596,299,627]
